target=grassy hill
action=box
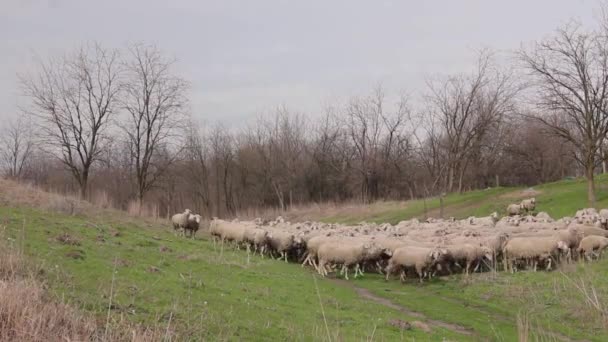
[1,176,608,341]
[304,174,608,224]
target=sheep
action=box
[520,198,536,213]
[571,224,608,238]
[469,212,499,227]
[444,244,493,274]
[480,233,509,268]
[385,246,444,283]
[171,209,192,237]
[535,212,554,222]
[503,237,570,272]
[184,214,202,238]
[268,230,296,262]
[316,241,383,280]
[243,227,270,256]
[577,235,608,261]
[507,204,523,216]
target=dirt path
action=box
[331,278,580,341]
[353,285,475,336]
[329,278,474,336]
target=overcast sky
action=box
[0,0,599,127]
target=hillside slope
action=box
[1,177,608,341]
[291,175,608,224]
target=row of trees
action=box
[2,17,607,217]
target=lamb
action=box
[520,198,536,213]
[503,237,569,272]
[507,204,523,216]
[577,235,608,261]
[316,241,383,280]
[171,209,192,237]
[184,214,202,238]
[385,246,444,283]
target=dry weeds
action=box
[0,228,171,342]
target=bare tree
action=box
[122,43,189,205]
[345,86,411,202]
[21,43,121,198]
[520,21,608,205]
[426,50,517,193]
[0,116,35,179]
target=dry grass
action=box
[0,178,93,216]
[0,227,169,342]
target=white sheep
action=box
[385,246,444,282]
[503,237,569,272]
[243,227,270,256]
[520,198,536,213]
[506,204,523,216]
[171,209,192,237]
[469,212,499,227]
[577,235,608,261]
[316,241,385,280]
[268,230,296,262]
[444,244,493,274]
[535,212,554,222]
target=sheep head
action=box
[481,246,493,262]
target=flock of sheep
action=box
[170,198,608,282]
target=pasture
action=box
[2,176,608,341]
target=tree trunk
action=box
[587,162,596,207]
[447,166,454,193]
[79,170,89,200]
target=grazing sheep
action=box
[520,198,536,213]
[507,204,523,216]
[171,209,192,237]
[577,236,608,261]
[503,237,569,272]
[385,246,444,283]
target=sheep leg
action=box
[284,252,288,263]
[473,260,481,273]
[532,259,537,272]
[385,264,393,281]
[376,261,384,275]
[301,253,310,267]
[354,264,362,278]
[357,263,365,276]
[344,266,349,280]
